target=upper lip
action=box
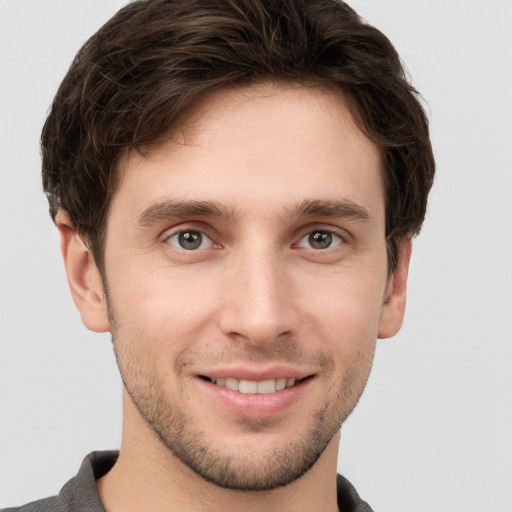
[197,365,315,381]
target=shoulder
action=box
[1,495,67,512]
[1,451,117,512]
[337,474,374,512]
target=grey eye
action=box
[167,230,212,250]
[297,230,342,250]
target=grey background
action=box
[1,1,511,510]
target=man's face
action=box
[98,84,399,490]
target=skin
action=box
[57,83,411,512]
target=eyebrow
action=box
[137,199,237,227]
[137,197,371,228]
[287,198,371,222]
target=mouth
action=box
[200,375,312,394]
[197,371,315,417]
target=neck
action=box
[97,396,341,512]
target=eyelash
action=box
[295,230,344,251]
[163,227,345,252]
[165,229,217,251]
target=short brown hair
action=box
[42,0,435,273]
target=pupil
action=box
[309,231,332,249]
[178,231,202,250]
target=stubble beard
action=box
[105,292,373,492]
[124,378,340,491]
[113,341,372,493]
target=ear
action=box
[378,238,412,339]
[56,211,110,333]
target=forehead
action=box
[113,83,384,225]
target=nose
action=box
[217,248,299,347]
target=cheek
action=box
[299,265,387,342]
[109,271,220,359]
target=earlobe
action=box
[56,211,110,333]
[378,238,412,339]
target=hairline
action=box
[84,80,405,278]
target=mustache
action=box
[174,341,333,376]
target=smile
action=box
[199,373,314,417]
[204,376,307,394]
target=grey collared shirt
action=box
[2,451,374,512]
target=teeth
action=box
[239,379,258,394]
[225,378,239,391]
[257,379,276,394]
[275,378,287,391]
[210,377,298,394]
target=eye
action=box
[296,230,343,250]
[166,230,214,251]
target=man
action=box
[3,0,434,510]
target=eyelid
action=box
[295,229,344,250]
[293,222,349,245]
[167,231,211,250]
[162,224,221,251]
[160,220,215,239]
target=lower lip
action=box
[197,377,313,418]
